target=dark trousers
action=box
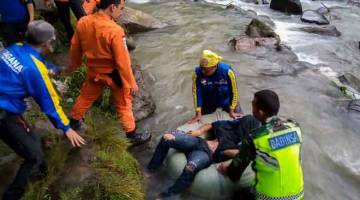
[148,130,212,197]
[0,111,44,200]
[55,0,86,41]
[1,20,28,47]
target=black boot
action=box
[69,118,81,131]
[126,130,152,146]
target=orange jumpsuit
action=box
[70,12,138,133]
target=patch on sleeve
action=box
[123,36,127,50]
[268,131,300,150]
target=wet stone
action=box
[301,10,330,25]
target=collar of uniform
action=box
[22,43,43,60]
[265,115,280,125]
[95,12,113,21]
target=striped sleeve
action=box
[227,69,238,110]
[192,72,202,112]
[23,56,70,132]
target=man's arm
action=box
[188,71,203,124]
[24,56,85,147]
[227,69,242,119]
[26,0,35,23]
[223,149,240,158]
[69,24,83,72]
[226,138,255,182]
[24,56,70,132]
[188,123,212,137]
[192,71,202,113]
[111,31,138,91]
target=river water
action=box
[127,0,360,199]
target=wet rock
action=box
[119,7,168,34]
[338,73,360,92]
[0,157,20,196]
[60,144,97,187]
[34,120,63,136]
[126,36,137,51]
[299,25,341,37]
[270,0,302,15]
[132,65,156,121]
[230,36,280,51]
[257,15,275,27]
[349,100,360,115]
[246,18,278,38]
[301,10,329,25]
[316,6,330,14]
[231,18,281,51]
[348,0,360,7]
[225,4,236,9]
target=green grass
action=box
[21,109,145,200]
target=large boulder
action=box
[231,18,280,51]
[245,18,278,38]
[132,65,156,121]
[119,7,168,34]
[301,10,329,25]
[270,0,302,15]
[229,36,280,51]
[299,25,341,37]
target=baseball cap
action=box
[26,20,56,45]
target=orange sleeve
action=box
[111,30,138,89]
[69,24,83,71]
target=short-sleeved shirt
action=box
[210,115,261,163]
[0,0,32,23]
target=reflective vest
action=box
[253,117,304,200]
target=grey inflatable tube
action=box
[164,110,255,199]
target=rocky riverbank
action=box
[0,5,167,200]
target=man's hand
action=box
[187,129,201,137]
[217,162,230,174]
[229,110,244,119]
[187,112,202,124]
[131,85,139,95]
[65,128,86,147]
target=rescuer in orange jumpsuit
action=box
[68,0,151,146]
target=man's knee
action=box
[185,161,197,173]
[26,149,44,167]
[163,133,175,141]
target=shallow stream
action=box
[127,0,360,199]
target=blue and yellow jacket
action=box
[192,62,238,112]
[0,43,70,132]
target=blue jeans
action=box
[147,130,212,197]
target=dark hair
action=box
[254,90,280,117]
[98,0,123,10]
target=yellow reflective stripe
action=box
[30,55,69,126]
[192,72,201,112]
[228,70,238,110]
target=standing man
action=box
[43,0,87,42]
[0,0,34,46]
[68,0,151,146]
[188,50,243,124]
[219,90,304,200]
[0,20,85,200]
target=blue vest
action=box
[193,62,238,111]
[0,43,70,132]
